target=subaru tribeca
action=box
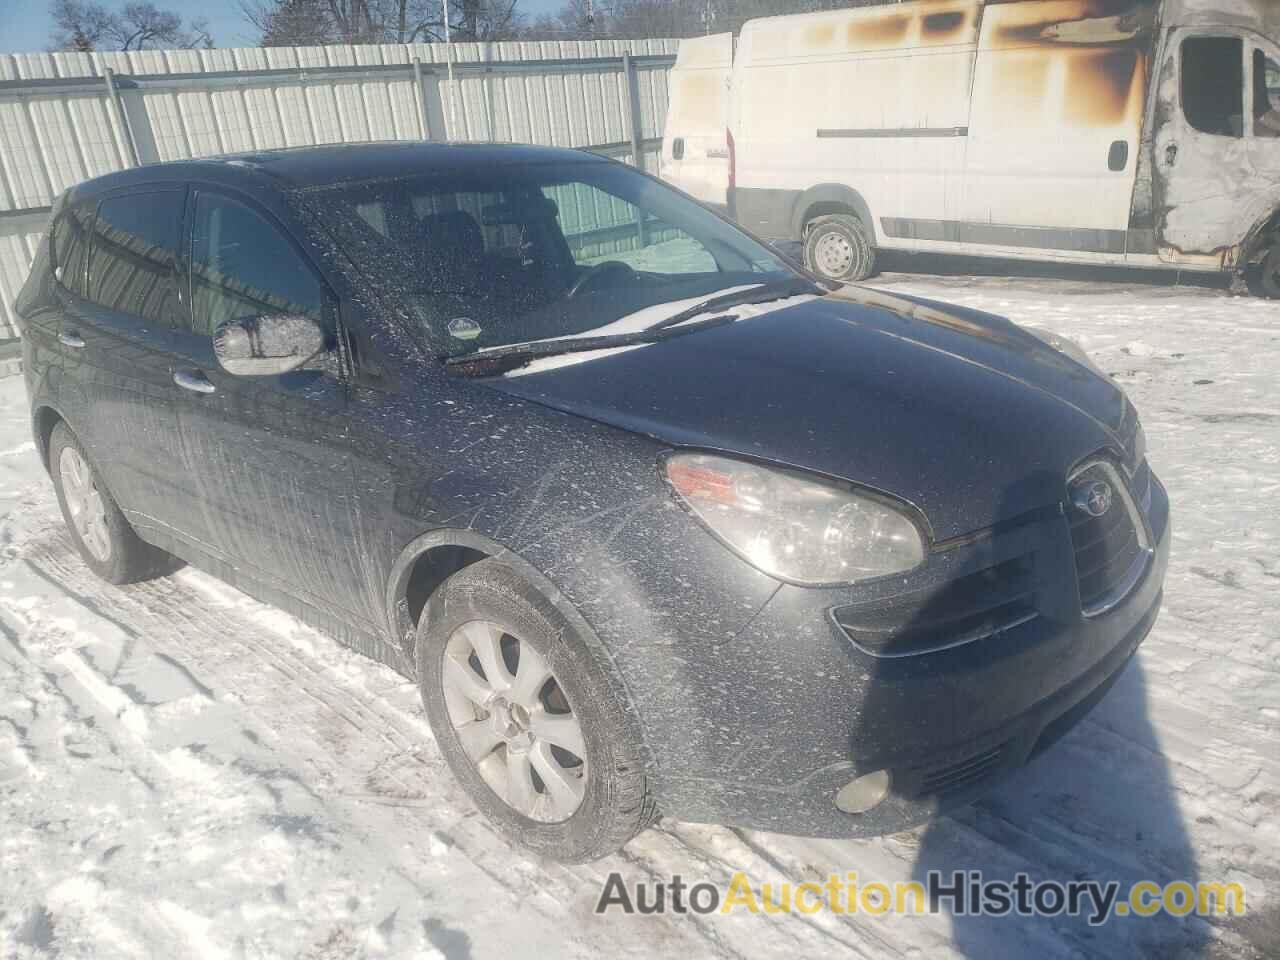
[16,143,1169,862]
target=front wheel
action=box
[1246,243,1280,298]
[416,559,657,862]
[803,214,877,282]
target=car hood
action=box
[481,286,1132,541]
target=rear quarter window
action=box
[49,202,94,296]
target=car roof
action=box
[67,141,612,200]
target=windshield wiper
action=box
[642,277,822,333]
[445,313,737,376]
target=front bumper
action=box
[647,472,1171,836]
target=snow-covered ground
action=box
[2,271,1278,959]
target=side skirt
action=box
[131,518,416,680]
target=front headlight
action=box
[663,453,926,586]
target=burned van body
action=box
[662,0,1280,293]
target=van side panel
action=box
[952,0,1156,254]
[731,1,979,244]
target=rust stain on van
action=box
[847,14,911,48]
[989,0,1156,49]
[979,0,1153,128]
[1063,48,1143,125]
[919,2,980,47]
[922,10,967,38]
[992,54,1052,118]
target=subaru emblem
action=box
[1071,479,1113,518]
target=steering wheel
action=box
[566,260,636,299]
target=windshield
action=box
[299,160,798,357]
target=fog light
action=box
[834,769,890,814]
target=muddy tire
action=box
[804,214,877,282]
[416,559,657,863]
[48,422,178,584]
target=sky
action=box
[0,0,567,54]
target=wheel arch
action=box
[384,529,622,673]
[792,184,874,241]
[385,531,496,656]
[1239,205,1280,266]
[385,527,656,769]
[32,404,68,473]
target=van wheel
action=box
[804,214,877,282]
[48,422,178,584]
[1247,244,1280,298]
[416,559,657,863]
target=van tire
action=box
[804,214,877,282]
[48,422,177,584]
[416,559,657,862]
[1247,244,1280,298]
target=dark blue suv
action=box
[16,142,1169,862]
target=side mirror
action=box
[213,313,326,377]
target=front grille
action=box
[1068,460,1150,616]
[832,555,1037,658]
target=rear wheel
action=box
[804,213,877,282]
[416,559,657,862]
[48,422,177,584]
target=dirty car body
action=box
[17,143,1170,849]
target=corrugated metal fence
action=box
[0,38,679,340]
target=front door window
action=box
[190,192,327,338]
[1181,36,1244,137]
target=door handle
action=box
[173,369,216,395]
[1107,140,1128,171]
[58,331,85,349]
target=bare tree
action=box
[50,0,212,50]
[242,0,380,45]
[51,0,120,50]
[243,0,524,46]
[401,0,522,41]
[522,0,890,39]
[523,0,614,39]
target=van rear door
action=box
[661,32,733,212]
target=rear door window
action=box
[189,191,326,338]
[50,202,94,296]
[86,189,187,328]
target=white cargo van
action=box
[661,0,1280,293]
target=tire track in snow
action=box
[11,503,1250,960]
[19,514,868,959]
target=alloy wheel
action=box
[59,446,111,562]
[441,620,588,822]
